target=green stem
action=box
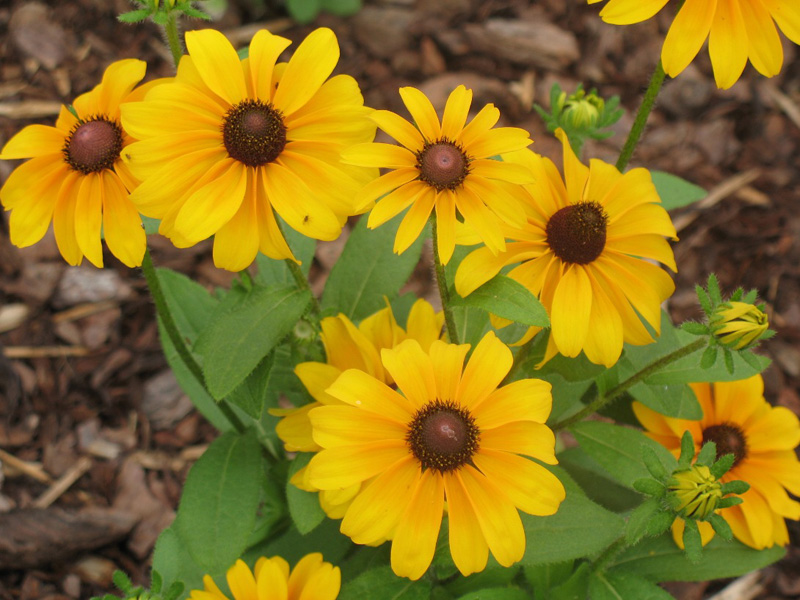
[552,337,706,431]
[615,60,666,172]
[141,249,247,434]
[429,214,460,345]
[593,535,628,574]
[285,259,321,314]
[164,11,184,69]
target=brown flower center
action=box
[545,201,608,264]
[702,423,748,467]
[406,400,480,472]
[416,140,469,191]
[63,117,123,174]
[222,99,287,167]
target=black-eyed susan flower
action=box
[343,85,534,265]
[120,28,376,271]
[189,554,340,600]
[634,374,800,549]
[305,331,566,580]
[710,301,769,350]
[587,0,800,89]
[0,59,149,267]
[455,129,677,368]
[274,299,443,518]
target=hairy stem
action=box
[430,214,460,345]
[615,61,666,172]
[164,11,183,69]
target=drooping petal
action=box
[740,0,784,76]
[368,180,428,229]
[74,173,105,267]
[762,0,800,44]
[212,170,261,271]
[393,185,435,255]
[661,0,716,78]
[443,472,489,576]
[435,189,457,264]
[52,170,83,265]
[101,170,145,267]
[550,265,592,357]
[185,29,247,105]
[708,0,749,89]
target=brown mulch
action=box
[0,0,799,598]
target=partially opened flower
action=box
[274,299,443,518]
[587,0,800,89]
[306,331,565,580]
[121,27,376,271]
[455,129,677,367]
[343,85,534,264]
[190,553,340,600]
[634,374,800,549]
[0,59,148,267]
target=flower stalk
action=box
[615,60,666,172]
[429,214,460,345]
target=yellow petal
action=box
[325,369,415,422]
[381,339,437,410]
[297,562,340,600]
[371,110,425,151]
[762,0,800,44]
[454,245,512,297]
[480,421,557,464]
[551,266,592,357]
[475,378,552,429]
[581,273,624,368]
[473,449,565,515]
[367,180,428,229]
[469,158,535,184]
[275,402,320,452]
[343,142,417,169]
[0,125,65,159]
[101,171,145,267]
[393,185,435,255]
[97,59,146,117]
[457,331,512,410]
[711,376,763,424]
[52,170,83,265]
[74,173,105,267]
[555,129,589,206]
[606,234,677,272]
[212,173,260,271]
[391,469,444,580]
[247,29,292,102]
[185,29,246,105]
[306,440,408,490]
[227,559,257,600]
[597,0,670,24]
[253,168,296,261]
[740,0,784,76]
[173,159,247,243]
[428,340,470,403]
[661,0,716,78]
[466,127,532,159]
[274,28,339,116]
[454,184,506,255]
[399,87,441,141]
[440,85,472,141]
[457,104,500,148]
[255,557,288,600]
[435,189,457,264]
[309,405,407,448]
[406,299,445,350]
[443,472,489,576]
[708,0,748,89]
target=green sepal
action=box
[723,348,735,374]
[700,346,717,369]
[696,441,718,467]
[696,284,713,315]
[641,445,668,480]
[112,571,135,594]
[709,513,733,540]
[717,496,744,509]
[118,8,152,22]
[681,321,708,336]
[707,274,722,305]
[709,452,734,478]
[152,10,169,25]
[682,519,703,563]
[178,3,213,19]
[720,480,749,495]
[633,478,665,497]
[739,349,764,371]
[677,431,695,467]
[645,510,675,538]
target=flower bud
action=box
[710,301,768,350]
[668,464,722,520]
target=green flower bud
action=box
[668,464,722,520]
[709,301,768,350]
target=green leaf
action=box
[627,378,701,420]
[589,571,674,600]
[244,517,352,568]
[521,467,624,566]
[226,352,274,419]
[195,285,311,399]
[451,275,550,328]
[549,562,591,600]
[254,226,316,287]
[651,171,706,211]
[286,0,321,23]
[339,566,432,600]
[456,589,529,600]
[570,421,678,490]
[320,0,362,15]
[556,447,642,513]
[152,526,215,593]
[321,214,425,321]
[117,8,152,22]
[610,534,785,582]
[445,564,520,597]
[175,430,263,573]
[450,305,491,346]
[523,561,574,597]
[286,453,325,535]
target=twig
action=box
[3,346,91,359]
[33,456,93,508]
[0,100,62,119]
[673,169,762,233]
[0,448,52,484]
[51,300,119,323]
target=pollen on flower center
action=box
[702,423,748,467]
[545,201,608,264]
[222,99,287,167]
[63,117,123,174]
[416,141,469,191]
[406,400,480,472]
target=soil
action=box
[0,0,799,598]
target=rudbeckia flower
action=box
[634,374,800,549]
[0,59,148,267]
[121,27,376,271]
[305,331,566,580]
[455,129,677,368]
[343,85,534,265]
[190,554,340,600]
[587,0,800,89]
[274,299,443,518]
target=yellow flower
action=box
[634,374,800,549]
[190,554,340,600]
[305,331,566,580]
[0,59,148,267]
[343,85,534,265]
[587,0,800,89]
[455,129,677,368]
[668,464,723,520]
[120,28,376,271]
[274,299,444,518]
[710,301,769,350]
